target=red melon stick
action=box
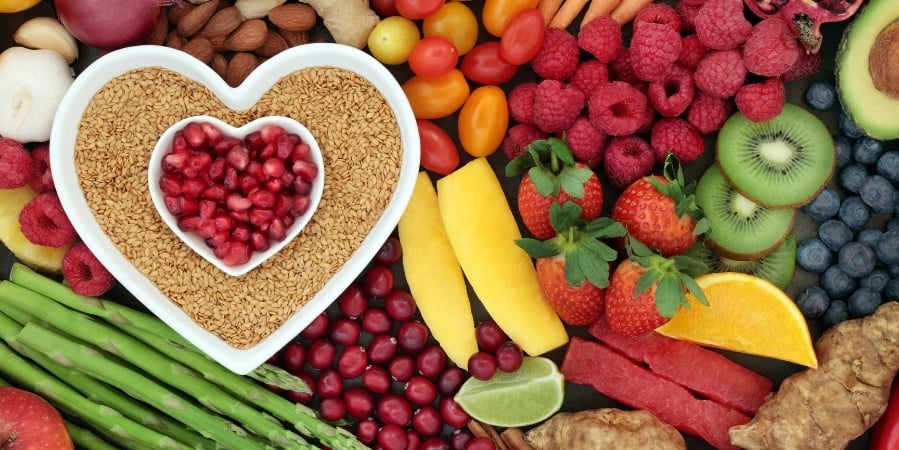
[561,337,750,450]
[589,318,773,415]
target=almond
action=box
[225,52,258,87]
[145,9,169,46]
[277,28,309,47]
[267,3,316,32]
[168,4,195,26]
[224,18,267,52]
[165,30,187,50]
[200,6,242,38]
[255,29,289,57]
[211,53,229,79]
[181,37,214,64]
[177,0,220,38]
[209,34,227,53]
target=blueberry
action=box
[821,300,850,328]
[860,268,890,292]
[838,196,870,231]
[889,216,899,232]
[852,137,884,166]
[795,286,830,319]
[796,238,833,274]
[839,163,868,194]
[876,230,899,265]
[818,219,853,252]
[834,135,852,168]
[856,229,883,249]
[876,151,899,183]
[804,80,837,110]
[820,265,857,299]
[885,279,899,301]
[859,174,897,214]
[838,112,864,139]
[802,188,841,222]
[891,265,899,278]
[848,287,883,317]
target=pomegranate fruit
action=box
[743,0,863,53]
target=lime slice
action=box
[454,356,564,427]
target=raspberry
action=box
[633,3,682,34]
[648,64,695,118]
[681,0,706,6]
[694,0,752,50]
[587,81,648,136]
[780,50,823,82]
[676,34,709,70]
[609,47,640,84]
[533,80,585,134]
[637,97,657,134]
[629,23,682,82]
[694,49,747,98]
[650,118,705,164]
[742,18,801,77]
[687,92,731,134]
[62,242,115,297]
[18,192,77,248]
[569,60,610,98]
[0,138,32,189]
[735,78,786,122]
[603,135,655,190]
[565,116,607,168]
[502,124,546,160]
[530,27,580,80]
[29,144,55,194]
[676,1,702,32]
[508,82,538,125]
[577,15,622,63]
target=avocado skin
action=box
[836,0,899,140]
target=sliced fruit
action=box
[656,272,818,368]
[0,185,72,273]
[436,158,568,356]
[454,356,564,427]
[397,172,478,367]
[716,103,835,208]
[694,164,795,260]
[684,234,797,289]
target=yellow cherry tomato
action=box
[482,0,540,37]
[422,1,479,56]
[0,0,40,13]
[402,69,471,119]
[458,86,509,158]
[367,16,420,65]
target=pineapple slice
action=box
[437,158,568,356]
[0,185,71,273]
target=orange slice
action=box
[655,272,818,368]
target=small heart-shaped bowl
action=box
[147,115,324,277]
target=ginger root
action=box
[299,0,378,49]
[524,409,686,450]
[729,301,899,449]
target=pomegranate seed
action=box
[292,159,318,182]
[416,346,446,378]
[385,290,416,321]
[265,178,285,193]
[329,318,362,346]
[276,135,295,159]
[377,424,408,450]
[213,137,239,155]
[475,321,508,353]
[260,124,285,143]
[163,152,188,172]
[249,232,270,252]
[159,173,183,195]
[467,352,497,381]
[164,195,182,215]
[245,131,265,151]
[249,189,276,208]
[465,437,496,450]
[377,393,412,426]
[204,185,228,202]
[437,367,466,397]
[213,241,231,259]
[198,200,217,219]
[177,215,201,231]
[200,121,223,144]
[421,437,451,450]
[292,142,310,161]
[226,194,252,211]
[450,429,474,450]
[208,158,226,181]
[396,321,429,354]
[362,365,392,394]
[389,354,415,382]
[248,208,275,227]
[293,178,311,195]
[356,418,379,445]
[286,372,316,403]
[238,174,258,194]
[364,265,394,297]
[368,335,398,365]
[273,194,292,216]
[307,338,337,369]
[207,230,229,247]
[181,178,206,198]
[263,158,286,178]
[440,397,470,429]
[375,237,403,265]
[342,386,374,420]
[405,375,438,406]
[230,209,249,223]
[495,341,523,373]
[186,152,212,176]
[183,122,207,147]
[412,406,443,437]
[318,397,345,422]
[282,214,295,228]
[171,132,190,154]
[221,241,251,266]
[213,213,232,231]
[194,218,216,239]
[292,195,311,216]
[231,224,251,242]
[268,218,287,241]
[281,342,307,373]
[246,160,265,180]
[317,368,343,398]
[226,145,250,170]
[361,308,393,335]
[300,313,329,339]
[260,143,277,160]
[337,284,367,319]
[223,167,239,190]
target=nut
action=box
[225,52,258,87]
[177,0,220,37]
[181,37,215,64]
[277,28,309,47]
[165,30,187,50]
[224,18,267,52]
[200,6,242,38]
[267,3,316,32]
[209,34,227,53]
[168,3,195,26]
[211,53,229,78]
[255,29,289,57]
[146,10,170,46]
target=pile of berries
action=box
[794,81,899,327]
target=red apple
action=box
[0,386,73,450]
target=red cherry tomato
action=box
[460,42,518,86]
[482,0,539,37]
[408,36,459,78]
[416,119,460,175]
[395,0,444,20]
[369,0,397,17]
[422,1,478,55]
[500,8,546,65]
[457,86,509,158]
[402,69,470,119]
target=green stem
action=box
[65,422,119,450]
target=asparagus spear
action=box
[64,422,120,450]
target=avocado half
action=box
[836,0,899,140]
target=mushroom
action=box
[0,47,74,143]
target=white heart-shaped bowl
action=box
[49,44,419,374]
[147,115,325,277]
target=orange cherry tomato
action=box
[458,86,509,158]
[482,0,539,37]
[402,69,470,119]
[422,1,479,55]
[416,119,460,175]
[500,8,546,65]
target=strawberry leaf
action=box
[515,238,559,258]
[528,165,560,196]
[584,218,627,239]
[634,268,662,296]
[678,272,709,306]
[558,166,592,199]
[550,201,582,232]
[548,136,575,165]
[671,254,709,275]
[655,275,686,318]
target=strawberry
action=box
[604,237,708,336]
[516,201,626,325]
[506,137,604,240]
[611,155,709,256]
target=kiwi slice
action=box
[717,104,835,208]
[684,234,797,289]
[695,165,796,260]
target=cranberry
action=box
[281,342,307,374]
[384,289,417,321]
[389,354,416,382]
[375,236,403,265]
[495,341,524,373]
[329,318,362,346]
[300,313,329,339]
[361,308,393,335]
[377,424,409,450]
[412,406,443,437]
[421,437,451,450]
[397,321,429,354]
[356,418,380,445]
[368,334,399,365]
[450,429,474,450]
[318,397,346,422]
[286,372,315,404]
[337,283,368,318]
[342,386,375,420]
[377,393,413,426]
[362,365,392,394]
[465,437,496,450]
[405,376,438,406]
[265,350,281,365]
[437,367,466,396]
[307,339,337,369]
[406,429,422,450]
[467,352,497,381]
[475,321,507,353]
[265,383,283,395]
[337,345,368,379]
[416,345,447,378]
[440,397,470,429]
[364,265,394,297]
[316,368,343,398]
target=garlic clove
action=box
[0,47,74,143]
[235,0,287,19]
[13,17,79,65]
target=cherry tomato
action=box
[460,42,518,86]
[482,0,539,37]
[500,8,546,65]
[395,0,444,20]
[408,36,459,78]
[422,1,478,55]
[458,86,509,158]
[416,119,460,175]
[367,16,420,65]
[369,0,397,17]
[402,69,470,119]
